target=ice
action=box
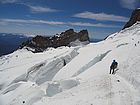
[72,50,111,77]
[2,83,22,94]
[116,43,129,48]
[27,49,78,85]
[46,78,80,97]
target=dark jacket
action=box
[110,61,118,69]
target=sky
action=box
[0,0,140,39]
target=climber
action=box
[110,60,118,74]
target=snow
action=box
[1,23,140,105]
[46,78,80,97]
[0,47,78,90]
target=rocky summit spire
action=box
[123,8,140,29]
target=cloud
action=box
[73,11,129,22]
[0,18,121,28]
[27,5,59,13]
[68,22,121,28]
[120,0,139,9]
[0,0,59,13]
[0,0,18,3]
[0,19,65,25]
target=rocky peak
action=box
[78,30,89,41]
[63,29,75,35]
[123,9,140,29]
[20,29,90,53]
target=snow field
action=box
[1,23,140,105]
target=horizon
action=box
[0,0,140,39]
[0,31,103,41]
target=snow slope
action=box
[0,23,140,105]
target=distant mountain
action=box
[0,33,31,56]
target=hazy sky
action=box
[0,0,140,39]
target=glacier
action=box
[0,23,140,105]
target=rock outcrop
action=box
[123,9,140,29]
[20,29,90,52]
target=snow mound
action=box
[46,78,80,97]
